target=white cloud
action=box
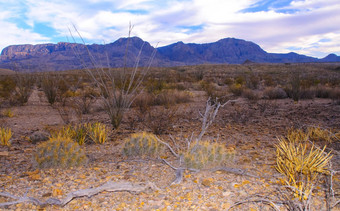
[0,13,49,53]
[0,0,339,58]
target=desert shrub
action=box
[276,137,332,202]
[2,109,13,118]
[223,77,233,85]
[40,74,69,105]
[330,87,340,104]
[315,85,333,98]
[235,76,245,85]
[192,68,204,81]
[142,106,178,135]
[71,87,99,114]
[122,132,165,158]
[245,74,260,89]
[229,83,243,96]
[286,71,301,102]
[242,88,259,101]
[263,75,276,87]
[154,90,191,107]
[11,73,35,105]
[0,77,16,99]
[0,127,12,146]
[183,141,235,170]
[263,87,287,99]
[145,78,167,94]
[299,88,315,99]
[132,92,154,113]
[33,136,87,169]
[86,122,108,144]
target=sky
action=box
[0,0,339,58]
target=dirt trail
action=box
[4,88,64,139]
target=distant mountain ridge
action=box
[0,37,339,72]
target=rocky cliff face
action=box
[0,37,339,72]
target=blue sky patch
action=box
[242,0,296,13]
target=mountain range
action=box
[0,37,339,72]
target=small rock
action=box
[0,151,9,156]
[30,131,49,144]
[202,179,212,187]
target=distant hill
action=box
[0,68,15,75]
[1,37,340,72]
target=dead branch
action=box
[227,197,281,211]
[156,136,180,158]
[0,181,159,208]
[196,98,237,143]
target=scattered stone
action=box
[29,131,50,144]
[202,179,212,187]
[0,151,9,156]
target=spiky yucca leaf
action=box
[276,138,332,201]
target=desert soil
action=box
[0,88,340,210]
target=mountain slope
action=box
[0,37,339,72]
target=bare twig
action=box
[0,181,159,208]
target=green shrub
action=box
[183,141,235,170]
[33,136,87,169]
[122,132,165,158]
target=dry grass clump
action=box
[51,122,109,145]
[242,88,260,101]
[183,141,235,170]
[122,132,165,158]
[263,87,287,99]
[33,136,87,169]
[0,127,12,146]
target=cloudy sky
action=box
[0,0,339,58]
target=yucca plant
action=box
[122,132,164,158]
[276,137,332,201]
[0,127,12,146]
[86,122,108,144]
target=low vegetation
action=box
[0,63,339,210]
[33,136,87,169]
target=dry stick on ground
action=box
[227,195,281,211]
[0,181,159,208]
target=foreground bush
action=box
[33,136,87,169]
[122,132,165,158]
[0,127,12,146]
[276,128,333,206]
[183,141,235,170]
